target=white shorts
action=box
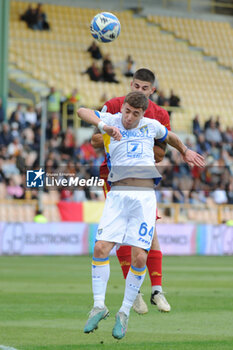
[96,186,157,251]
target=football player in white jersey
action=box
[77,91,205,340]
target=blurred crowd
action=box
[83,42,136,83]
[1,89,232,205]
[0,95,105,202]
[0,77,233,205]
[20,3,50,30]
[157,115,233,205]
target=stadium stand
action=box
[148,15,233,70]
[9,2,233,132]
[1,1,232,223]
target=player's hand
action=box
[104,125,122,141]
[182,149,205,168]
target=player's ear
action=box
[150,86,156,95]
[121,103,124,113]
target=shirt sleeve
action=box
[151,119,168,141]
[94,110,114,127]
[161,109,171,131]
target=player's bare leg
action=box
[116,245,148,314]
[84,241,114,333]
[148,230,171,312]
[117,229,171,313]
[113,247,147,339]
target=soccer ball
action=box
[90,12,121,43]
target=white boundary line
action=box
[0,346,19,350]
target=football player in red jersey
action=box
[91,68,171,314]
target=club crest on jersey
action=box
[139,125,148,136]
[98,229,103,235]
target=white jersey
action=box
[95,110,168,184]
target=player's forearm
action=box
[77,108,100,127]
[166,131,187,155]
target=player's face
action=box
[121,103,144,129]
[131,79,155,98]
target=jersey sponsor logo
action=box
[138,237,150,245]
[127,141,143,158]
[120,128,149,139]
[151,271,162,276]
[139,125,148,136]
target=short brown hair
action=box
[133,68,155,85]
[124,91,149,111]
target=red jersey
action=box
[99,96,171,182]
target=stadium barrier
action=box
[0,222,232,256]
[0,200,232,224]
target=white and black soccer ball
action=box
[90,12,121,43]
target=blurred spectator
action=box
[87,41,102,60]
[35,3,50,30]
[25,106,37,126]
[20,3,50,30]
[2,156,20,178]
[79,140,97,162]
[10,111,25,131]
[83,62,102,82]
[60,128,76,157]
[205,120,222,147]
[10,104,25,125]
[66,88,81,104]
[10,123,20,139]
[6,177,24,199]
[0,123,13,147]
[156,90,166,106]
[122,55,136,77]
[196,133,211,155]
[8,137,23,157]
[204,116,213,131]
[102,54,119,83]
[20,4,33,23]
[103,62,119,83]
[223,127,233,144]
[20,4,37,28]
[226,180,233,204]
[169,89,180,108]
[0,98,5,122]
[66,88,82,116]
[22,127,36,150]
[51,113,61,137]
[47,87,62,118]
[192,115,202,138]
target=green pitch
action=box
[0,256,233,350]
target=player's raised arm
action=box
[77,108,122,141]
[166,131,205,168]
